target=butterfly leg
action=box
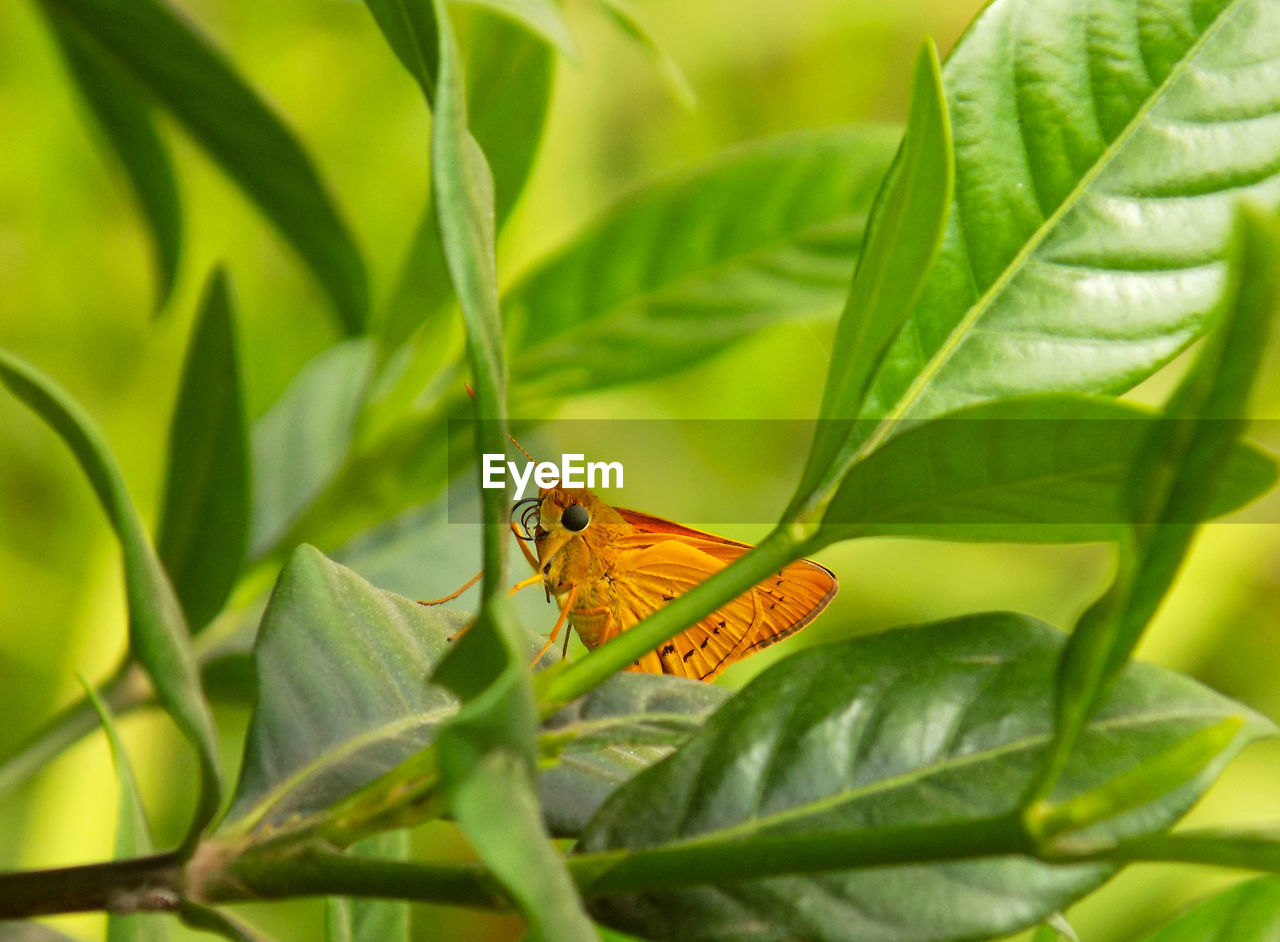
[531,584,578,668]
[418,570,482,606]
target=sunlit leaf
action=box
[850,0,1280,461]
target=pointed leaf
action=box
[850,0,1280,461]
[219,545,464,836]
[577,613,1273,942]
[0,350,220,850]
[158,269,248,632]
[44,13,181,311]
[596,0,695,109]
[789,39,952,518]
[84,684,170,942]
[37,0,368,332]
[455,0,577,61]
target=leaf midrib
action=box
[854,0,1243,461]
[603,706,1251,852]
[224,703,457,835]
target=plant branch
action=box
[0,851,183,919]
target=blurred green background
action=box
[2,0,1279,939]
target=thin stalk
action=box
[0,660,148,798]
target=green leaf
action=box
[325,832,411,942]
[596,0,695,109]
[455,0,577,61]
[158,269,248,632]
[848,0,1280,462]
[218,545,464,837]
[576,613,1272,942]
[362,0,439,97]
[249,339,377,560]
[503,125,901,398]
[1030,206,1280,811]
[1139,876,1280,941]
[540,673,730,838]
[0,350,220,852]
[819,394,1277,544]
[217,548,709,842]
[44,12,181,311]
[37,0,368,333]
[788,39,953,519]
[83,683,170,942]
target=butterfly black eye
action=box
[561,504,590,532]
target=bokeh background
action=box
[2,0,1279,939]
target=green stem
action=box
[205,846,507,911]
[1097,832,1280,871]
[568,812,1033,894]
[535,525,809,713]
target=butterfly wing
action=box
[604,509,837,681]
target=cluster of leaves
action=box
[3,0,1280,940]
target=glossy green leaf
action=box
[44,13,181,311]
[0,350,220,851]
[577,613,1272,942]
[325,831,411,942]
[504,125,901,398]
[158,270,248,632]
[789,39,952,520]
[37,0,368,333]
[849,0,1280,462]
[249,339,377,559]
[84,684,169,942]
[1031,206,1280,811]
[1140,876,1280,941]
[819,394,1276,544]
[218,545,464,836]
[540,673,730,838]
[596,0,695,109]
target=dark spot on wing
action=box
[682,649,694,662]
[661,643,676,655]
[662,592,673,601]
[700,638,708,649]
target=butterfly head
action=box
[513,487,621,571]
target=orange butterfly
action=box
[431,483,837,682]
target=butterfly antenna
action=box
[462,383,536,462]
